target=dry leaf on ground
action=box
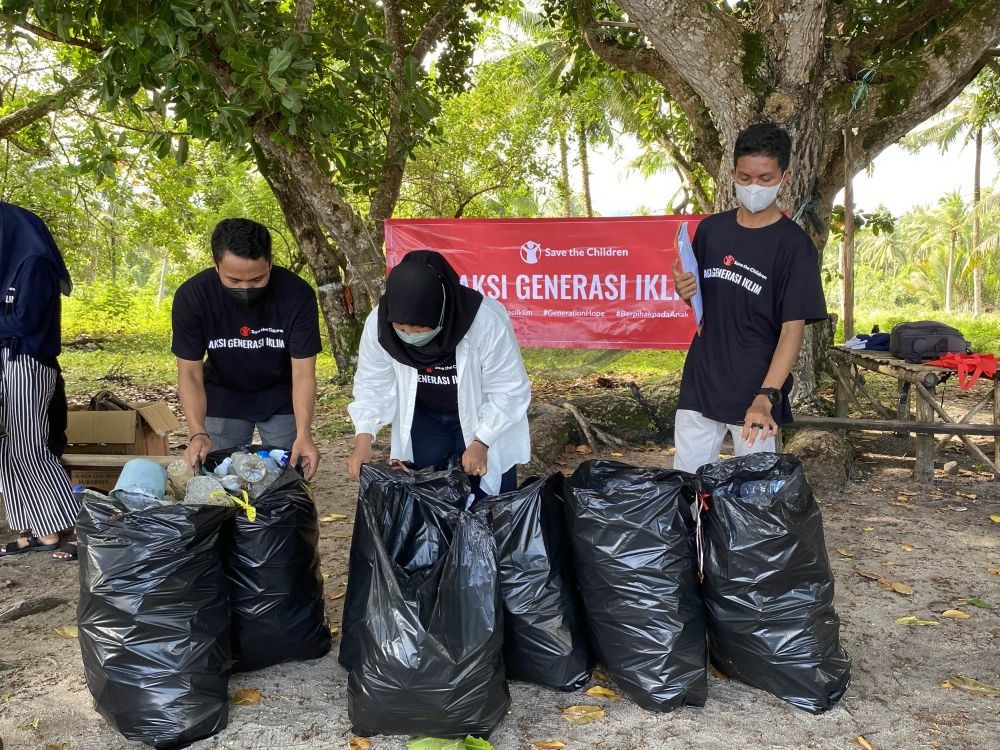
[561,705,605,724]
[319,513,348,523]
[941,676,1000,696]
[900,544,914,552]
[990,515,1000,523]
[53,625,78,639]
[585,686,620,699]
[987,567,1000,576]
[329,586,347,600]
[862,526,875,532]
[575,444,593,454]
[709,664,730,680]
[941,609,970,619]
[890,581,914,595]
[895,616,938,626]
[232,688,261,706]
[531,742,566,750]
[330,626,340,636]
[610,452,624,457]
[853,737,877,750]
[349,738,372,750]
[836,547,855,558]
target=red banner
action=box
[384,216,705,349]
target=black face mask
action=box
[224,284,268,306]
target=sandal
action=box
[0,535,60,556]
[53,540,79,562]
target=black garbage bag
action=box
[204,446,331,673]
[564,460,706,712]
[77,498,233,749]
[697,452,851,714]
[339,461,470,672]
[346,463,509,738]
[472,473,592,691]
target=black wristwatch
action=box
[758,387,782,407]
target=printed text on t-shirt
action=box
[702,266,764,295]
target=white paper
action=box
[676,221,703,329]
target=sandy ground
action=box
[1,418,998,750]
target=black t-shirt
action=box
[415,355,459,413]
[678,210,827,425]
[171,266,322,421]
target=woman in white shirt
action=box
[346,250,531,497]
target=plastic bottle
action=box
[738,478,787,501]
[231,452,266,482]
[265,449,290,467]
[213,456,233,477]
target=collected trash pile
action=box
[76,446,331,750]
[341,452,852,739]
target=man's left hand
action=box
[290,434,321,481]
[741,395,778,447]
[462,440,489,478]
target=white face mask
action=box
[735,177,784,213]
[395,325,442,347]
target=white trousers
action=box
[673,408,776,474]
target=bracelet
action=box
[190,432,210,441]
[473,437,490,449]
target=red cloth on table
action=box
[922,353,997,390]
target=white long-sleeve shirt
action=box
[348,297,531,494]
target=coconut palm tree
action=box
[901,69,1000,315]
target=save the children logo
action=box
[240,326,251,337]
[520,240,542,264]
[724,254,735,267]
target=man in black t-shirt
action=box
[172,218,322,479]
[670,123,827,473]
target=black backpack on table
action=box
[889,321,968,362]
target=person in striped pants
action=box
[0,202,79,559]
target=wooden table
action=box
[790,347,999,482]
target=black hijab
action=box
[377,250,483,368]
[0,202,72,297]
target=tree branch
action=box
[848,0,957,60]
[612,0,750,141]
[574,1,723,169]
[454,182,505,218]
[411,0,465,61]
[0,73,90,140]
[294,0,314,33]
[3,17,104,53]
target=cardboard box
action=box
[63,401,181,490]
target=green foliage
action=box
[522,348,685,380]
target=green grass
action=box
[522,348,686,381]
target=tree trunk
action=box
[578,122,594,217]
[558,127,572,216]
[156,246,169,309]
[973,125,983,317]
[841,129,855,341]
[946,229,956,313]
[251,142,368,377]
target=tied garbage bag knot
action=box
[226,489,256,522]
[697,452,852,714]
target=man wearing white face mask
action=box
[669,123,827,472]
[346,250,531,498]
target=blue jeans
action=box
[205,413,297,452]
[410,407,516,498]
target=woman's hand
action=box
[462,439,488,477]
[346,433,373,481]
